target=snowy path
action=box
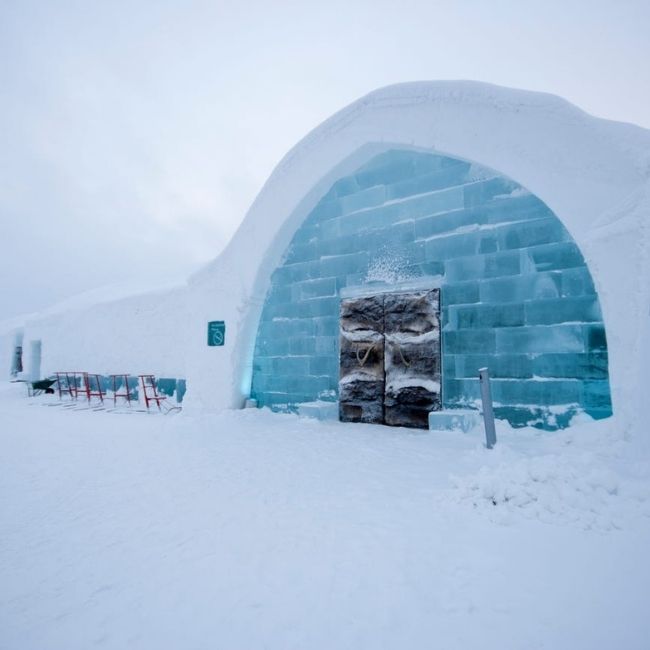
[1,385,649,650]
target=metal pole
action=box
[478,367,497,449]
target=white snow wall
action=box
[3,82,649,435]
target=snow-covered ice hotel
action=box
[4,82,650,432]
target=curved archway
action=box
[250,148,611,429]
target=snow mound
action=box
[448,423,650,531]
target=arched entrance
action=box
[249,148,611,429]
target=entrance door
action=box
[339,289,441,429]
[339,295,385,424]
[383,289,441,428]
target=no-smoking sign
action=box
[207,321,226,346]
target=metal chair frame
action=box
[138,375,166,411]
[109,374,133,407]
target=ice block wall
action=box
[251,149,611,429]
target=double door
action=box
[339,289,441,429]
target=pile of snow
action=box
[448,419,650,530]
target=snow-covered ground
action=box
[1,382,649,650]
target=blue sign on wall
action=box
[207,321,226,346]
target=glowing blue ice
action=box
[251,149,612,428]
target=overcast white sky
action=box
[1,0,649,321]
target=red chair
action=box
[55,372,77,400]
[77,372,105,404]
[109,374,133,407]
[138,375,166,411]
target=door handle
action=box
[388,340,411,367]
[355,343,376,367]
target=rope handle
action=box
[355,343,376,367]
[389,340,411,367]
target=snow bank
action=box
[448,418,650,530]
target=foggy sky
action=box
[1,0,649,322]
